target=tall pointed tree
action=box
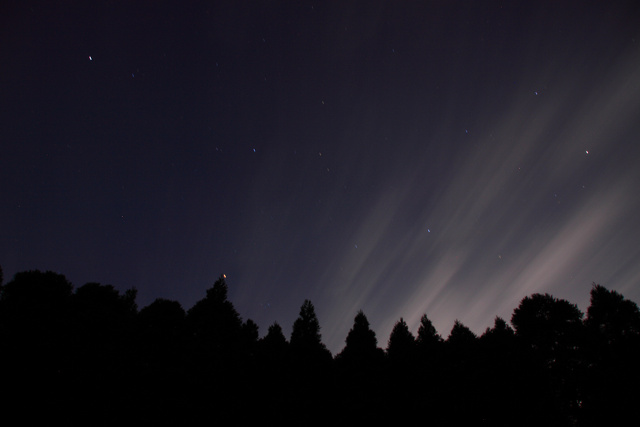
[291,300,323,349]
[260,322,288,358]
[387,318,415,362]
[338,310,381,363]
[416,313,442,352]
[290,299,331,362]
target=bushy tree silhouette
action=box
[0,269,73,311]
[71,282,138,357]
[0,270,77,422]
[139,298,186,337]
[137,298,189,423]
[511,293,585,425]
[138,298,187,372]
[512,293,583,354]
[580,284,640,425]
[585,283,640,343]
[68,282,140,421]
[0,270,74,365]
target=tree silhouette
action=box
[585,283,640,343]
[139,298,186,337]
[257,321,289,386]
[136,298,189,424]
[511,293,584,369]
[446,319,476,348]
[580,284,640,425]
[0,269,73,311]
[0,271,66,421]
[253,322,291,421]
[337,310,383,365]
[182,276,248,423]
[477,317,519,425]
[71,282,139,356]
[482,316,514,338]
[288,300,332,422]
[69,282,140,420]
[4,265,640,425]
[386,317,415,362]
[73,282,138,316]
[290,299,329,357]
[442,321,480,422]
[260,322,288,361]
[416,313,442,355]
[240,318,260,361]
[138,298,187,369]
[334,311,385,424]
[511,293,585,425]
[242,318,260,344]
[186,275,243,351]
[0,270,74,361]
[383,318,419,422]
[480,316,515,354]
[411,313,445,420]
[262,321,287,347]
[445,320,478,370]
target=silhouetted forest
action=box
[1,266,638,425]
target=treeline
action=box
[0,267,639,425]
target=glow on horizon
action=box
[315,48,640,353]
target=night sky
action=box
[2,1,640,354]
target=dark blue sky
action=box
[2,0,640,353]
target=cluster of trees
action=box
[1,266,639,425]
